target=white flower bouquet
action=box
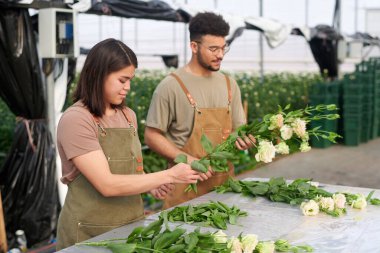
[175,104,341,192]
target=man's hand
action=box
[235,134,256,150]
[150,183,175,199]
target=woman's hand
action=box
[150,183,175,199]
[167,163,201,184]
[235,134,256,150]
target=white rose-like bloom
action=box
[309,181,319,187]
[333,193,346,209]
[280,125,293,140]
[300,200,320,216]
[352,194,367,209]
[300,142,311,152]
[292,118,307,139]
[255,140,276,163]
[302,132,310,141]
[212,230,228,243]
[241,234,258,253]
[275,142,289,155]
[228,237,243,253]
[255,241,275,253]
[319,197,335,211]
[268,114,284,130]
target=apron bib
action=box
[163,73,234,209]
[56,108,145,249]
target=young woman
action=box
[56,38,201,249]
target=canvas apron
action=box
[56,108,145,250]
[163,73,234,209]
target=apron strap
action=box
[91,107,136,136]
[91,115,107,136]
[224,74,232,106]
[121,107,137,129]
[170,73,198,108]
[170,72,232,113]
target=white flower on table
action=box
[228,237,243,253]
[300,200,320,216]
[212,230,228,243]
[319,197,335,211]
[333,193,346,209]
[352,194,367,209]
[275,142,289,155]
[241,234,258,253]
[255,241,275,253]
[280,125,293,140]
[309,181,319,187]
[255,140,276,163]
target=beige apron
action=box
[163,73,234,209]
[56,108,145,250]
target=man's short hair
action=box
[189,12,230,41]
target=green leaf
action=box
[199,159,210,168]
[210,151,235,160]
[191,160,208,173]
[201,134,213,154]
[229,214,237,225]
[370,198,380,205]
[174,154,187,164]
[247,184,269,196]
[106,243,136,253]
[127,226,144,242]
[366,190,375,201]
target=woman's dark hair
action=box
[189,12,230,42]
[73,38,138,117]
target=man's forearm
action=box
[144,127,186,161]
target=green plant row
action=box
[0,71,322,172]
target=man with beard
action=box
[144,12,254,209]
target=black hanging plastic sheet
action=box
[0,9,59,248]
[309,25,341,79]
[87,0,187,22]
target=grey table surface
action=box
[58,178,380,253]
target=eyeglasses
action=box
[194,41,230,55]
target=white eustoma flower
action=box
[213,230,228,243]
[268,114,284,130]
[352,194,367,209]
[300,200,320,216]
[333,193,346,209]
[255,241,275,253]
[319,197,335,211]
[302,132,310,141]
[255,140,276,163]
[241,234,258,253]
[292,118,307,139]
[300,142,311,152]
[275,142,289,155]
[228,237,243,253]
[280,125,293,140]
[309,181,319,187]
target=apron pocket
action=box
[108,157,136,174]
[201,128,223,148]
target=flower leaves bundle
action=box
[216,177,380,217]
[76,218,313,253]
[160,201,247,230]
[174,104,341,193]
